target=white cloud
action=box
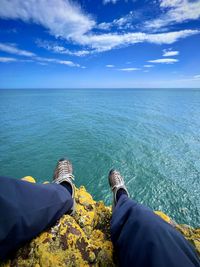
[97,22,111,31]
[77,30,199,52]
[0,57,17,62]
[0,1,199,55]
[97,11,134,31]
[148,58,178,64]
[106,64,115,67]
[0,0,95,40]
[103,0,118,4]
[144,64,154,68]
[163,49,179,57]
[146,0,200,29]
[0,43,35,57]
[0,43,81,67]
[57,60,79,67]
[0,54,80,67]
[38,29,199,55]
[118,67,140,71]
[0,57,33,63]
[194,74,200,79]
[160,0,183,8]
[36,40,91,57]
[38,62,48,66]
[34,56,80,67]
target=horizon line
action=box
[1,87,200,90]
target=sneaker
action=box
[53,158,76,214]
[108,169,129,207]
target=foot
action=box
[53,158,75,199]
[108,169,129,207]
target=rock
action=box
[0,177,199,266]
[154,211,171,223]
[21,176,36,183]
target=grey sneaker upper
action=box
[52,158,76,215]
[108,169,129,207]
[53,158,73,181]
[53,158,75,199]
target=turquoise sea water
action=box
[0,89,200,227]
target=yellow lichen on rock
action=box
[154,211,171,223]
[1,177,199,266]
[1,180,115,267]
[175,224,200,257]
[21,176,36,183]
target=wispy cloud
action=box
[194,74,200,80]
[144,64,154,68]
[36,40,91,57]
[0,43,35,57]
[145,0,200,30]
[106,64,115,67]
[163,49,179,57]
[0,54,80,67]
[97,11,134,31]
[78,30,199,52]
[0,43,81,67]
[103,0,118,5]
[148,58,178,64]
[35,56,80,67]
[0,56,17,62]
[118,67,140,71]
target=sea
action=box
[0,88,199,227]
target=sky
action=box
[0,0,200,88]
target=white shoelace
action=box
[57,161,74,180]
[111,171,124,190]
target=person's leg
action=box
[109,170,200,267]
[0,158,75,260]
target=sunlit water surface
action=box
[0,89,200,226]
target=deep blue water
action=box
[0,89,200,227]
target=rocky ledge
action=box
[1,176,200,267]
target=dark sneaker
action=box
[53,158,76,214]
[108,169,129,207]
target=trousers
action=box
[0,176,73,260]
[0,176,199,266]
[111,194,199,267]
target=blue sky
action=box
[0,0,200,88]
